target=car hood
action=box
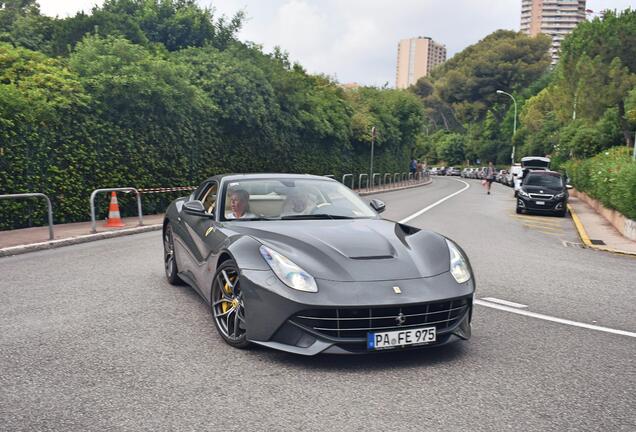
[226,219,451,282]
[522,185,563,194]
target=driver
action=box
[226,189,256,219]
[281,191,315,216]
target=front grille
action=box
[291,297,470,339]
[529,193,553,200]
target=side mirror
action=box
[370,199,386,214]
[566,184,573,190]
[183,200,208,216]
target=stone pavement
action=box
[568,196,636,256]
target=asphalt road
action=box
[1,177,634,431]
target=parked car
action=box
[496,170,508,183]
[516,170,568,217]
[512,157,551,195]
[461,168,471,178]
[162,173,475,354]
[448,167,461,176]
[430,167,439,175]
[438,166,448,176]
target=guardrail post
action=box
[90,187,143,234]
[383,173,392,190]
[0,193,54,240]
[358,174,369,192]
[393,173,400,187]
[371,173,381,191]
[342,174,354,190]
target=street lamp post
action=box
[496,90,517,163]
[370,126,376,182]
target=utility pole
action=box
[496,90,517,164]
[370,126,376,181]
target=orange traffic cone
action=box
[104,191,126,228]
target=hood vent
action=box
[350,255,394,260]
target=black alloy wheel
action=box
[164,224,183,285]
[211,260,249,349]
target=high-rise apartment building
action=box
[520,0,587,64]
[395,37,446,89]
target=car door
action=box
[178,181,227,295]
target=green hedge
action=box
[0,40,424,230]
[565,147,636,220]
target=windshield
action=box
[220,178,377,221]
[524,174,563,189]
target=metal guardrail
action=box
[358,174,369,192]
[383,173,392,189]
[371,173,381,191]
[0,193,54,240]
[342,174,354,189]
[90,188,143,234]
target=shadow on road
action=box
[251,341,470,370]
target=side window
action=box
[201,183,218,215]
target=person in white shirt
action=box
[226,189,256,219]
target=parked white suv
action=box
[511,157,550,196]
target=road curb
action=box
[0,224,163,258]
[358,178,433,196]
[567,204,636,257]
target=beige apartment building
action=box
[395,37,446,89]
[520,0,587,64]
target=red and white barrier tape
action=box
[138,186,196,194]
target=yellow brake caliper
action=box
[221,275,237,313]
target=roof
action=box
[202,173,336,184]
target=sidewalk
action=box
[0,214,165,257]
[568,196,636,256]
[0,178,432,257]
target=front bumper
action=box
[517,195,566,213]
[239,269,474,355]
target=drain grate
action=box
[590,239,606,245]
[562,240,585,249]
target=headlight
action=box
[259,245,318,293]
[554,192,565,199]
[446,240,471,284]
[518,189,530,198]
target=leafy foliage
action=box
[565,147,636,220]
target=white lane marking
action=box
[481,297,528,309]
[475,299,636,338]
[399,179,470,224]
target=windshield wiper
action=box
[280,214,356,220]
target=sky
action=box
[38,0,636,87]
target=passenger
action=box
[281,191,314,216]
[226,189,256,219]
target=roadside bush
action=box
[565,147,636,220]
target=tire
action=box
[557,209,567,217]
[163,223,183,285]
[211,260,250,349]
[516,206,522,214]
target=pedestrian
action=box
[485,161,496,195]
[409,158,417,174]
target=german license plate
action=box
[536,201,545,205]
[368,326,436,350]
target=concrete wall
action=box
[572,189,636,241]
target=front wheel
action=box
[516,206,522,214]
[164,223,183,285]
[211,260,249,349]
